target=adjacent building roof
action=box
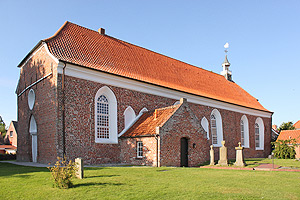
[122,105,180,137]
[294,120,300,130]
[21,21,270,113]
[276,130,300,144]
[12,121,18,133]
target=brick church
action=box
[16,21,273,167]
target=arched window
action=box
[95,86,117,144]
[240,115,249,148]
[211,115,217,144]
[29,115,37,162]
[255,117,264,150]
[124,106,136,129]
[139,107,148,115]
[201,117,209,139]
[210,109,223,147]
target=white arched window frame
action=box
[29,115,37,163]
[139,107,148,115]
[240,115,249,148]
[210,109,223,147]
[124,106,136,129]
[95,86,118,144]
[201,117,209,140]
[255,117,264,150]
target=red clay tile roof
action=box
[122,105,180,137]
[294,120,300,129]
[44,21,269,112]
[276,130,300,144]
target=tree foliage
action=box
[278,121,295,132]
[0,116,6,137]
[272,139,297,159]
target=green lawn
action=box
[0,162,300,200]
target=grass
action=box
[0,161,300,200]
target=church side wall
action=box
[17,46,58,163]
[57,74,272,165]
[59,75,175,164]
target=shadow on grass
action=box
[0,163,48,177]
[86,175,120,178]
[72,182,124,188]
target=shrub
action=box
[272,139,297,159]
[48,157,77,189]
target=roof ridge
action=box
[45,21,224,78]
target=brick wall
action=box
[17,54,272,165]
[120,137,158,166]
[159,102,209,167]
[17,46,58,163]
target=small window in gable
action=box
[137,141,143,158]
[124,106,136,129]
[10,131,13,138]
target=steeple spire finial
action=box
[221,42,233,81]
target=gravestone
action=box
[210,145,215,165]
[217,140,228,166]
[234,142,245,167]
[75,158,84,179]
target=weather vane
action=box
[224,42,229,54]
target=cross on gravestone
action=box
[234,142,245,167]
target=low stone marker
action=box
[234,142,245,167]
[75,158,84,179]
[210,145,215,165]
[217,140,228,166]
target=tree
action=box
[278,121,295,132]
[0,116,6,137]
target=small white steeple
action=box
[220,43,233,81]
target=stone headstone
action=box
[217,140,228,166]
[75,158,84,179]
[234,142,245,167]
[210,145,215,165]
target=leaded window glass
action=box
[96,95,109,139]
[255,123,260,148]
[137,141,143,158]
[240,120,245,146]
[211,114,217,145]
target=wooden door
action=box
[180,137,188,167]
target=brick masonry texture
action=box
[18,52,272,165]
[17,46,58,164]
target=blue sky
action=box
[0,0,299,127]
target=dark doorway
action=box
[180,137,188,167]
